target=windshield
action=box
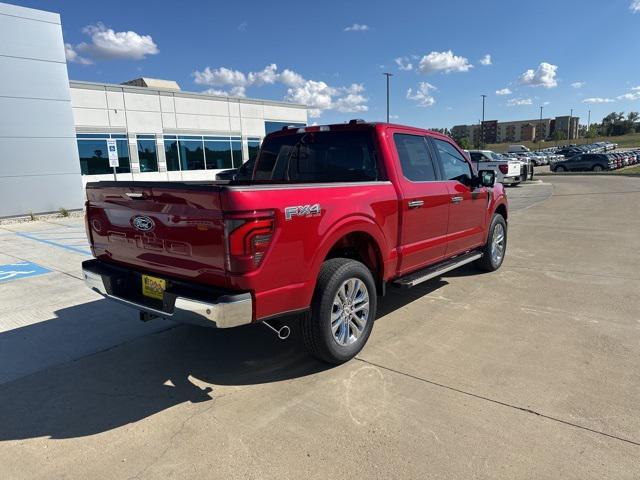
[253,130,378,183]
[490,152,507,161]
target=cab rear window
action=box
[253,131,378,182]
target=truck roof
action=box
[266,120,452,142]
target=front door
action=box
[430,137,488,256]
[392,132,451,275]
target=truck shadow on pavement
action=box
[0,274,455,441]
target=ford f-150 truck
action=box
[82,121,508,364]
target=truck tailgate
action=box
[86,182,227,286]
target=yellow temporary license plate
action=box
[142,274,166,300]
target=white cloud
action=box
[418,50,473,74]
[334,84,369,113]
[406,82,437,107]
[631,0,640,12]
[519,62,558,88]
[194,64,368,117]
[64,43,91,65]
[507,97,533,106]
[247,63,278,86]
[582,97,614,103]
[344,23,370,32]
[571,81,586,88]
[71,23,159,61]
[279,69,305,87]
[202,86,247,98]
[395,57,413,71]
[479,54,492,66]
[617,91,640,101]
[496,87,512,96]
[193,66,248,87]
[237,21,248,32]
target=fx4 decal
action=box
[284,204,321,221]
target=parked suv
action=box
[551,153,611,172]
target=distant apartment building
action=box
[453,115,580,144]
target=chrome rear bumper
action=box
[82,260,252,329]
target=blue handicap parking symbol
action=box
[0,261,51,283]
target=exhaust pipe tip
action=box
[262,320,290,341]
[277,325,290,340]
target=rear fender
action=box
[305,214,390,301]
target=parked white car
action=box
[466,150,525,185]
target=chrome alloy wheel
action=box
[491,223,506,265]
[331,278,370,346]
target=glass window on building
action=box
[164,138,180,171]
[247,138,261,162]
[204,140,233,169]
[136,135,158,172]
[231,139,243,167]
[77,134,130,175]
[178,138,205,170]
[264,121,305,135]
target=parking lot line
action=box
[15,232,91,256]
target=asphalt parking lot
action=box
[1,176,639,479]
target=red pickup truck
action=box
[82,121,508,364]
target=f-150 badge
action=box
[284,204,321,221]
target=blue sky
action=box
[15,0,640,128]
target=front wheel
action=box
[592,164,604,172]
[301,258,377,364]
[475,214,507,272]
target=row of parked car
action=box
[550,149,640,172]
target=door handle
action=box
[408,200,424,209]
[451,196,463,204]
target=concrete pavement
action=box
[0,176,639,479]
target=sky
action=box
[13,0,640,129]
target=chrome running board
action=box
[393,251,483,288]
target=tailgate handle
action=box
[125,192,147,199]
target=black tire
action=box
[475,214,507,272]
[301,258,377,364]
[555,165,566,172]
[592,164,604,172]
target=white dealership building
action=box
[0,2,308,218]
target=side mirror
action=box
[478,169,496,188]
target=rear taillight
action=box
[499,164,509,174]
[224,212,274,273]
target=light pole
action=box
[539,106,544,150]
[383,73,393,123]
[481,94,486,149]
[587,110,591,143]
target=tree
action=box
[458,137,471,149]
[552,130,566,144]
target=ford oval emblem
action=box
[131,215,155,232]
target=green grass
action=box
[611,164,640,174]
[482,132,640,153]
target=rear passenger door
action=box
[430,137,488,256]
[393,133,451,274]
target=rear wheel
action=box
[475,214,507,272]
[592,164,604,172]
[301,258,377,364]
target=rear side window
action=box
[254,131,377,182]
[433,138,473,183]
[469,152,483,163]
[394,134,438,181]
